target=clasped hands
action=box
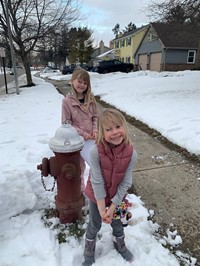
[84,131,97,140]
[100,205,115,224]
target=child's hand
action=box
[103,203,116,224]
[91,131,97,139]
[84,133,92,140]
[105,208,114,223]
[103,211,112,224]
[99,210,110,224]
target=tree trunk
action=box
[22,53,35,87]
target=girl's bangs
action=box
[77,72,90,83]
[102,113,123,128]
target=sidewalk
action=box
[53,78,200,264]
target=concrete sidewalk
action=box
[128,117,200,263]
[52,78,200,264]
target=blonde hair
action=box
[70,67,96,110]
[96,108,132,145]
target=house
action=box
[134,22,200,72]
[92,49,115,67]
[90,40,112,67]
[111,26,148,64]
[91,40,111,60]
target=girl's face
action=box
[72,77,88,97]
[103,121,126,146]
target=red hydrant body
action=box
[37,124,85,224]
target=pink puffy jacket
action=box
[61,92,99,139]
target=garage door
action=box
[138,54,148,70]
[150,52,162,72]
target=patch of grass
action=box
[41,208,87,243]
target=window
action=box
[149,33,158,41]
[126,57,131,63]
[120,39,125,47]
[115,41,119,49]
[126,37,131,46]
[187,50,196,63]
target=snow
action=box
[0,69,199,266]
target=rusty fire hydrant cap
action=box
[49,123,84,153]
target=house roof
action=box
[113,25,148,41]
[151,22,200,48]
[97,49,114,58]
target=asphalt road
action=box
[0,68,24,94]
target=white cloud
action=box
[78,0,151,46]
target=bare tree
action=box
[147,0,200,25]
[0,0,81,86]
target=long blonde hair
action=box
[70,67,97,110]
[96,108,132,145]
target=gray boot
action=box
[82,238,96,266]
[113,235,133,262]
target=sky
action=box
[0,69,199,266]
[78,0,152,47]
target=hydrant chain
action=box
[41,173,56,192]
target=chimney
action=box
[99,40,104,54]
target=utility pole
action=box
[4,0,19,95]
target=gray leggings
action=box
[86,200,124,240]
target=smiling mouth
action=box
[111,136,121,141]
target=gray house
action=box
[134,23,200,72]
[91,41,111,60]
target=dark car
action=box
[94,59,134,74]
[62,64,76,75]
[80,63,93,71]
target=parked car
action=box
[94,59,134,74]
[16,65,23,69]
[9,65,23,75]
[9,68,14,75]
[62,64,77,75]
[80,63,93,71]
[42,67,59,73]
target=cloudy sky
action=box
[79,0,152,47]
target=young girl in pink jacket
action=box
[61,67,99,190]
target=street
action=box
[0,68,24,94]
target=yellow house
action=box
[111,25,148,64]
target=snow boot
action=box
[82,238,96,266]
[113,235,133,262]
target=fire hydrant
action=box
[37,123,85,223]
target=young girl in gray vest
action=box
[61,68,99,190]
[83,108,137,265]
